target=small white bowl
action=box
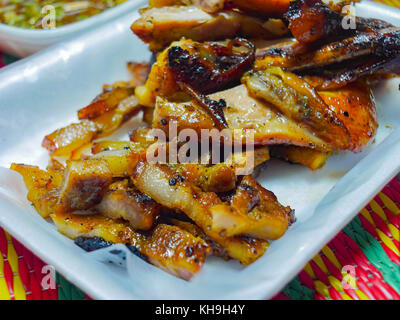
[0,0,142,57]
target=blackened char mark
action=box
[179,82,228,130]
[168,46,212,91]
[126,244,149,262]
[301,54,400,89]
[167,38,255,95]
[356,17,394,33]
[74,236,113,252]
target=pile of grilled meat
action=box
[11,0,400,280]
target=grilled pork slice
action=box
[131,5,286,51]
[42,95,141,157]
[299,55,400,91]
[243,70,378,152]
[77,63,149,121]
[149,0,291,17]
[230,0,290,17]
[255,27,400,89]
[216,175,295,238]
[222,175,295,225]
[168,218,270,265]
[284,0,348,44]
[10,164,61,203]
[242,68,351,150]
[169,163,237,193]
[58,159,112,212]
[153,85,330,151]
[154,79,377,152]
[149,0,224,13]
[135,38,255,107]
[10,163,63,218]
[168,146,270,192]
[138,133,270,192]
[51,212,210,280]
[318,81,378,152]
[142,135,271,191]
[191,0,224,12]
[168,218,230,259]
[132,161,292,241]
[149,0,193,7]
[78,86,135,120]
[285,0,395,45]
[256,27,400,72]
[215,235,270,265]
[96,180,160,230]
[270,146,330,171]
[90,149,140,178]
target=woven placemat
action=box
[274,175,400,300]
[1,1,400,298]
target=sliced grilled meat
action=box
[131,5,286,51]
[153,85,330,151]
[132,161,292,241]
[52,212,210,281]
[285,0,347,45]
[242,67,351,149]
[136,39,255,107]
[255,27,400,89]
[96,180,160,230]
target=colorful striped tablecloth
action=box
[1,1,400,298]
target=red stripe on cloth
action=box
[309,260,330,286]
[0,53,5,68]
[30,272,42,300]
[389,177,400,194]
[298,270,315,290]
[314,292,326,300]
[272,293,290,300]
[0,228,7,258]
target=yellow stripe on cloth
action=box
[360,208,375,226]
[1,230,28,300]
[5,231,12,242]
[314,280,331,299]
[328,276,352,299]
[322,246,342,270]
[13,276,26,300]
[388,224,399,243]
[369,200,387,221]
[303,263,316,279]
[379,192,400,215]
[377,229,400,256]
[312,254,329,274]
[354,289,371,300]
[0,277,10,300]
[0,254,3,277]
[7,243,19,273]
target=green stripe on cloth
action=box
[2,53,19,65]
[56,274,86,300]
[282,276,314,300]
[343,217,400,294]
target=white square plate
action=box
[0,0,399,300]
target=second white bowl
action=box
[0,0,143,57]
